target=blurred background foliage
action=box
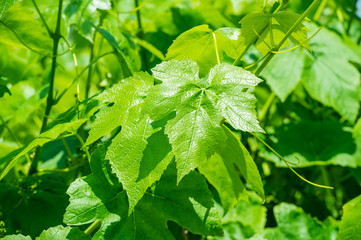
[0,0,361,239]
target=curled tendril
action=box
[270,26,325,54]
[251,132,333,190]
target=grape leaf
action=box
[0,0,16,18]
[239,11,309,55]
[261,47,304,102]
[85,72,153,146]
[199,125,264,214]
[250,203,338,240]
[36,225,90,240]
[105,105,174,214]
[2,235,32,240]
[165,25,241,76]
[64,155,223,240]
[95,27,133,78]
[338,195,361,240]
[146,59,263,182]
[301,23,361,123]
[0,3,52,54]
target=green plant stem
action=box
[31,0,52,37]
[320,166,339,216]
[346,0,357,35]
[29,0,64,175]
[212,32,221,64]
[85,33,97,99]
[314,0,328,21]
[55,51,114,104]
[61,138,77,165]
[233,24,268,66]
[135,0,148,70]
[84,219,101,235]
[259,91,276,122]
[255,0,321,76]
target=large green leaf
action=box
[0,3,52,54]
[146,60,263,182]
[36,226,90,240]
[261,47,304,102]
[301,23,361,122]
[165,25,240,76]
[199,125,264,214]
[0,0,16,18]
[105,105,174,213]
[250,203,338,240]
[260,121,361,168]
[338,195,361,240]
[239,11,309,55]
[85,72,153,146]
[64,154,223,240]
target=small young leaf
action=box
[166,25,241,76]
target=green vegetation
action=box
[0,0,361,239]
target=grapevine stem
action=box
[135,0,148,70]
[31,0,52,37]
[85,31,97,99]
[314,0,328,21]
[255,0,322,76]
[29,0,64,175]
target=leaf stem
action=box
[212,32,221,64]
[31,0,52,37]
[84,219,101,235]
[85,33,97,99]
[55,51,114,104]
[135,0,148,70]
[259,91,276,122]
[255,0,322,76]
[346,0,357,35]
[29,0,64,175]
[313,0,328,21]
